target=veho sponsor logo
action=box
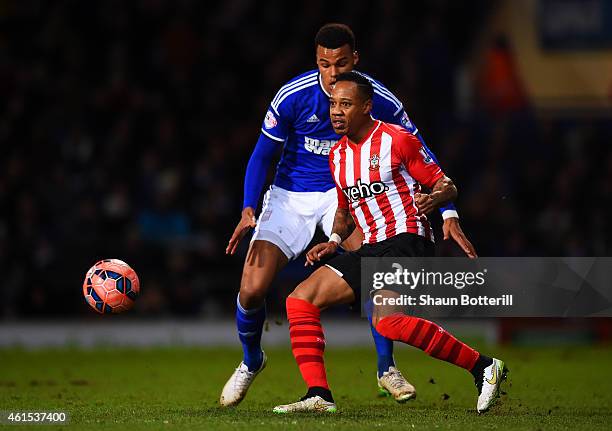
[343,179,390,202]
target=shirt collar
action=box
[318,73,331,97]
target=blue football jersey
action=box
[260,69,419,193]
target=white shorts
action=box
[251,185,337,260]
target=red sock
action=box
[376,314,479,371]
[286,297,329,389]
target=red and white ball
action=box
[83,259,140,314]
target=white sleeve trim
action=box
[325,264,344,278]
[442,209,459,220]
[329,233,342,244]
[261,129,285,142]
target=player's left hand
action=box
[414,192,441,215]
[226,207,257,255]
[305,242,338,266]
[443,217,478,258]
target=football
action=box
[83,259,140,314]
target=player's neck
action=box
[347,119,377,146]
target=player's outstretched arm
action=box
[227,132,282,255]
[413,132,460,218]
[414,177,477,258]
[414,134,477,257]
[369,87,458,219]
[305,207,355,266]
[242,133,282,210]
[410,131,477,256]
[226,207,257,255]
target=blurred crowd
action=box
[1,0,610,318]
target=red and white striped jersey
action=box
[329,120,445,244]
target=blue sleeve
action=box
[413,131,457,215]
[242,98,293,209]
[261,87,294,143]
[386,104,458,215]
[242,133,282,209]
[369,76,458,217]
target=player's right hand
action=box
[305,242,338,266]
[443,217,478,259]
[226,207,257,255]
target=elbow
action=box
[438,176,457,204]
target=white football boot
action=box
[377,366,417,402]
[219,352,267,407]
[476,358,507,413]
[273,396,337,414]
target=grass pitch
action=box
[1,344,611,430]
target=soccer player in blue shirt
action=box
[220,23,477,407]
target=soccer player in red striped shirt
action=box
[273,72,507,414]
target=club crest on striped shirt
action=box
[419,147,433,164]
[369,154,380,171]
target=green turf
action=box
[1,344,611,430]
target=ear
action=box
[353,51,359,66]
[363,98,372,114]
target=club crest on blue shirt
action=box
[419,147,433,164]
[369,154,380,171]
[400,112,416,132]
[264,110,278,129]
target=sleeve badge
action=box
[264,110,278,129]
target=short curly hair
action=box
[315,23,355,51]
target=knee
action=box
[239,272,268,309]
[372,314,396,338]
[371,315,383,328]
[288,279,317,304]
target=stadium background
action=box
[1,0,611,336]
[1,1,612,429]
